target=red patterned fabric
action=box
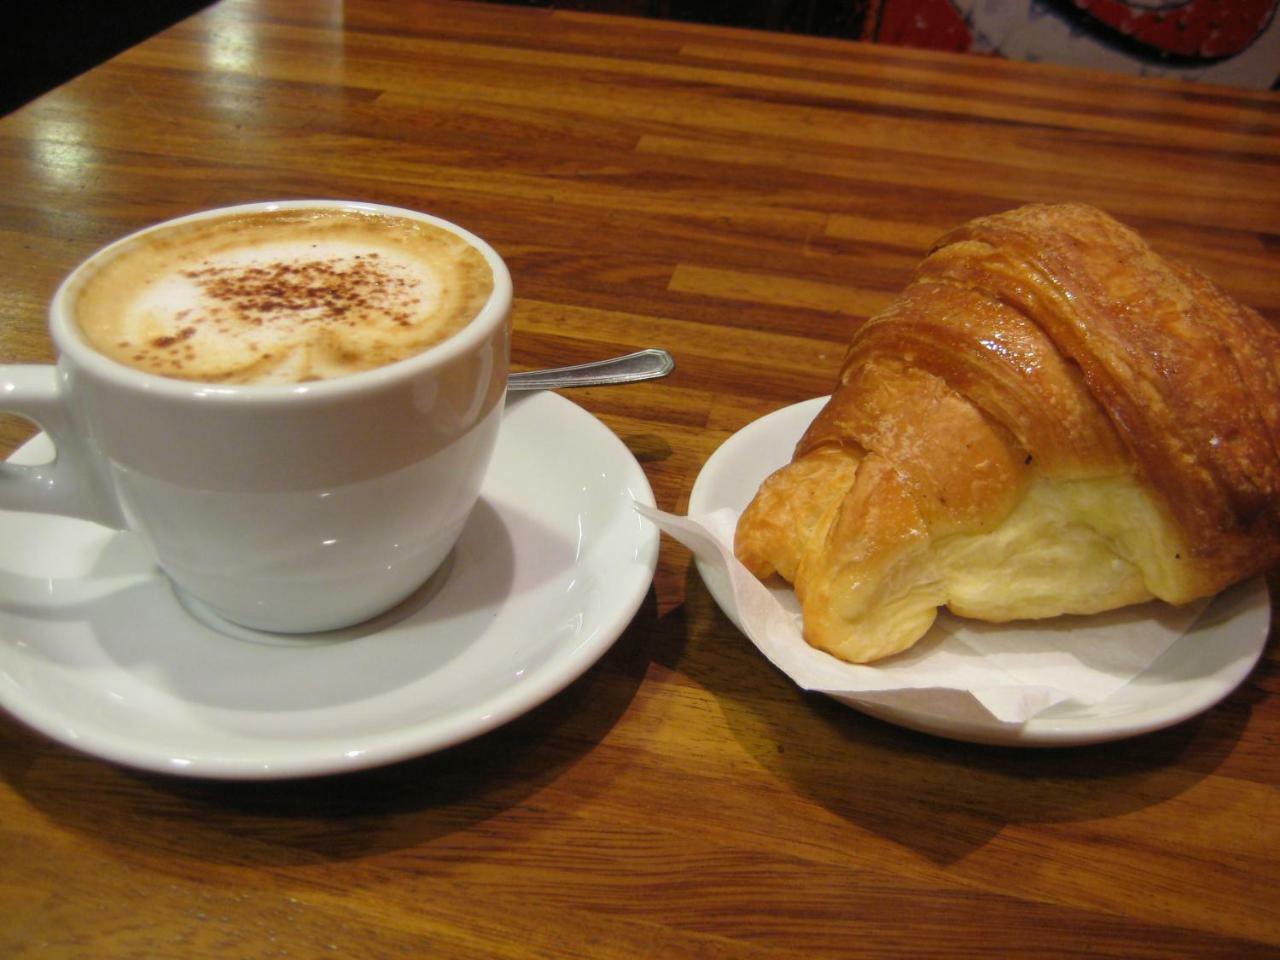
[863,0,973,50]
[859,0,1280,87]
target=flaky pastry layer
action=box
[735,203,1280,663]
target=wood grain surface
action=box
[1,1,1278,956]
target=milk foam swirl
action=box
[74,209,494,384]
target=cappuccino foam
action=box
[74,208,494,384]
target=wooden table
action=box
[2,1,1277,956]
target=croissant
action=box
[735,203,1280,663]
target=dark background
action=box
[0,0,870,117]
[2,1,216,116]
[508,0,869,38]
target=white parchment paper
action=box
[638,504,1207,725]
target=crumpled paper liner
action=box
[637,504,1208,725]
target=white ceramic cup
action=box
[0,200,512,633]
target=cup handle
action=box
[0,366,124,528]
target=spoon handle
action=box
[507,348,675,391]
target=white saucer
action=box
[690,398,1271,747]
[0,391,658,778]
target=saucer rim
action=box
[0,391,658,779]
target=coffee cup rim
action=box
[48,200,513,402]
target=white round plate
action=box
[0,391,658,778]
[690,398,1271,747]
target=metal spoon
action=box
[507,348,675,391]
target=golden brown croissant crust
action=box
[734,203,1280,664]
